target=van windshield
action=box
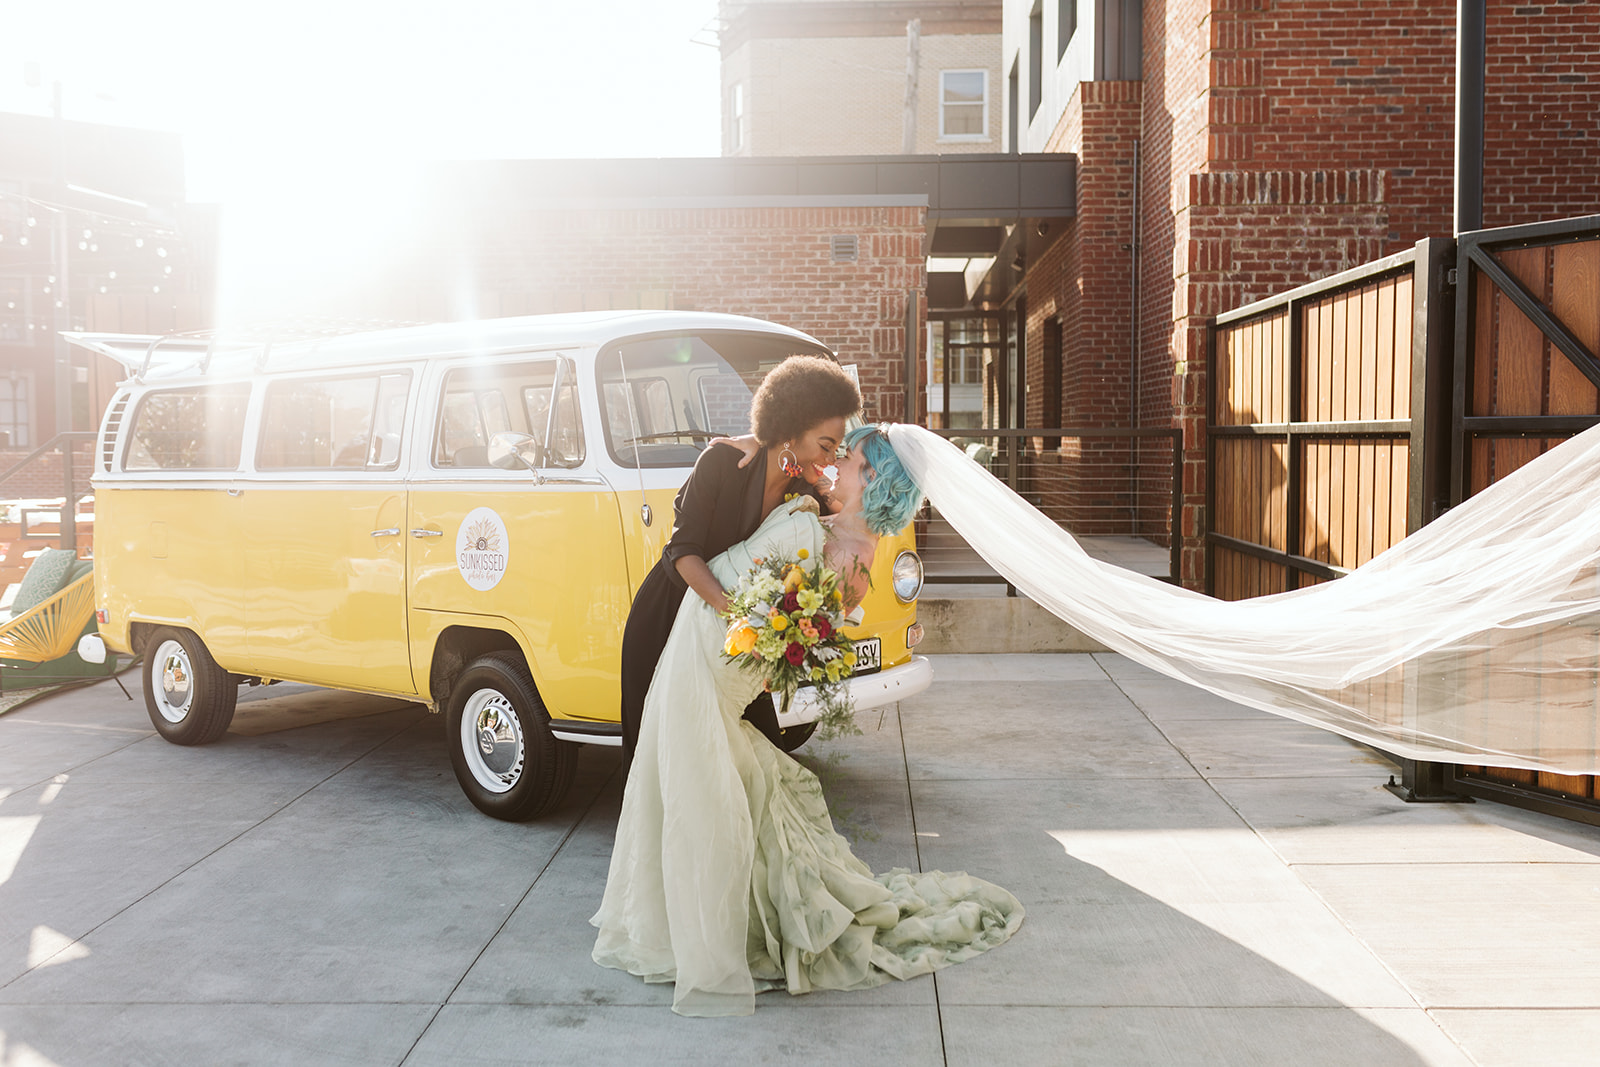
[597,331,832,468]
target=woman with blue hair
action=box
[593,424,1023,1017]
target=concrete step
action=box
[914,595,1107,654]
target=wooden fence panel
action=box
[1209,247,1435,601]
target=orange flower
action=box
[724,624,759,656]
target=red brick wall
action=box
[0,449,96,499]
[1482,1,1600,227]
[436,205,928,424]
[1027,80,1151,535]
[1118,0,1598,585]
[1202,0,1456,244]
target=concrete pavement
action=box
[1,654,1598,1065]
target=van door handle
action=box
[410,528,444,538]
[371,527,401,538]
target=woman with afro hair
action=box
[618,354,861,769]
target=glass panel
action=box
[944,103,985,136]
[438,359,581,469]
[258,375,394,470]
[598,331,832,468]
[437,391,485,464]
[0,375,27,448]
[369,374,410,468]
[482,391,511,436]
[942,71,985,104]
[124,384,250,470]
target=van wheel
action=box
[774,721,817,753]
[142,627,238,745]
[446,651,577,821]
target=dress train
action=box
[591,500,1023,1016]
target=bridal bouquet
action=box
[721,548,860,736]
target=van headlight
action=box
[892,550,923,603]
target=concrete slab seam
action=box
[0,712,435,994]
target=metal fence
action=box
[919,427,1183,591]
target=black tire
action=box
[142,627,238,745]
[774,721,818,753]
[446,651,577,821]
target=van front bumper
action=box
[777,655,934,729]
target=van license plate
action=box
[852,638,881,674]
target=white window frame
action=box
[0,372,31,449]
[939,69,990,142]
[728,82,746,152]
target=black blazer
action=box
[618,445,819,758]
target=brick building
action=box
[720,0,1004,156]
[989,0,1600,585]
[0,111,214,494]
[396,156,1072,428]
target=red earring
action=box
[780,445,803,478]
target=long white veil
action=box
[887,423,1600,774]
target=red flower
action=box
[785,642,805,665]
[782,591,800,612]
[815,616,833,640]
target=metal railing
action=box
[921,427,1183,591]
[0,432,98,552]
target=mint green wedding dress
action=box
[591,498,1024,1017]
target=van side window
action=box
[124,384,251,471]
[257,372,412,470]
[436,360,583,468]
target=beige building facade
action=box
[720,1,1002,156]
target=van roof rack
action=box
[61,332,254,382]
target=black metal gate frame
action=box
[1448,214,1600,504]
[1204,238,1455,594]
[1431,213,1600,821]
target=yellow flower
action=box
[798,588,823,613]
[797,548,809,560]
[783,566,804,593]
[730,626,759,655]
[842,651,857,668]
[810,667,824,682]
[769,611,789,632]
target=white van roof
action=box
[64,311,830,385]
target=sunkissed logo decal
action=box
[456,507,509,591]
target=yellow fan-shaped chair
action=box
[0,573,97,664]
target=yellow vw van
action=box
[68,313,931,819]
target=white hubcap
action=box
[460,688,525,794]
[152,639,194,724]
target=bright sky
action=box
[3,0,723,323]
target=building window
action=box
[1058,0,1077,60]
[1028,3,1043,120]
[939,70,989,140]
[1043,316,1063,428]
[728,83,745,152]
[0,374,30,449]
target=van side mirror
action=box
[488,431,546,471]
